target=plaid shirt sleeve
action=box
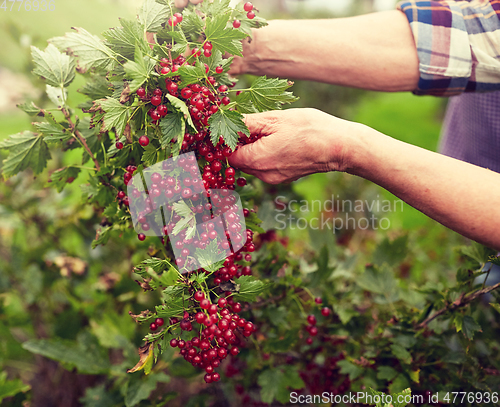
[396,1,500,96]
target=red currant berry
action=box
[218,85,228,93]
[309,326,318,336]
[204,373,213,383]
[307,315,317,325]
[174,12,183,23]
[150,322,158,331]
[155,318,164,327]
[138,233,146,241]
[221,96,230,105]
[170,338,178,347]
[321,307,331,317]
[212,372,220,382]
[237,177,247,186]
[215,66,224,74]
[315,297,323,304]
[230,346,240,356]
[151,95,162,106]
[195,290,205,301]
[244,2,253,11]
[116,141,124,150]
[247,11,255,19]
[233,20,241,28]
[161,66,171,75]
[200,299,211,310]
[136,88,146,98]
[139,135,150,146]
[306,337,313,345]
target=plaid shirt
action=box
[397,0,500,96]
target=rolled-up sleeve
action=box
[397,1,500,96]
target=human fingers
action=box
[174,0,189,7]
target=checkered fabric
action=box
[397,0,500,96]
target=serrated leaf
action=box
[139,0,169,33]
[18,101,43,116]
[208,109,249,151]
[377,366,398,381]
[50,27,116,72]
[462,315,482,340]
[142,143,158,166]
[258,366,305,404]
[181,8,205,40]
[78,75,113,100]
[195,240,224,272]
[358,265,399,302]
[172,201,196,238]
[233,275,267,302]
[46,84,68,107]
[200,0,231,17]
[159,112,184,148]
[166,94,196,131]
[237,76,298,112]
[102,19,149,60]
[177,61,205,87]
[124,373,169,407]
[92,226,113,249]
[124,48,157,93]
[373,235,408,267]
[100,98,131,136]
[0,131,51,179]
[390,344,412,364]
[48,167,81,192]
[388,374,410,395]
[34,121,71,143]
[205,14,248,57]
[0,372,30,404]
[31,44,75,88]
[337,360,364,380]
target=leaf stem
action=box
[62,108,101,172]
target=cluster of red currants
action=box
[167,290,256,383]
[304,297,331,345]
[233,2,257,28]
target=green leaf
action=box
[177,61,206,87]
[195,240,224,272]
[172,201,196,238]
[373,235,408,267]
[50,27,116,72]
[125,373,169,406]
[236,76,298,112]
[139,0,169,33]
[358,265,399,302]
[18,101,43,116]
[102,19,149,60]
[156,30,188,56]
[142,143,158,166]
[181,8,205,40]
[80,384,121,407]
[166,94,196,131]
[390,344,412,365]
[233,275,267,302]
[243,210,265,233]
[159,267,179,287]
[160,112,185,148]
[388,374,410,395]
[78,75,113,100]
[0,372,30,404]
[461,315,482,340]
[48,167,81,192]
[490,302,500,315]
[205,14,248,57]
[377,366,398,381]
[31,44,76,88]
[337,360,364,380]
[22,334,110,374]
[204,49,234,85]
[266,329,298,352]
[200,0,231,17]
[34,121,71,143]
[91,226,113,249]
[124,48,157,93]
[258,366,305,404]
[0,131,51,179]
[208,109,249,151]
[100,98,131,137]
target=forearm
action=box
[242,11,420,92]
[348,126,500,250]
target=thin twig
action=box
[416,282,500,329]
[62,109,101,172]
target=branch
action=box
[62,109,101,172]
[416,282,500,329]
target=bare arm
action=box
[228,109,500,250]
[234,11,420,92]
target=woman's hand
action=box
[228,108,361,184]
